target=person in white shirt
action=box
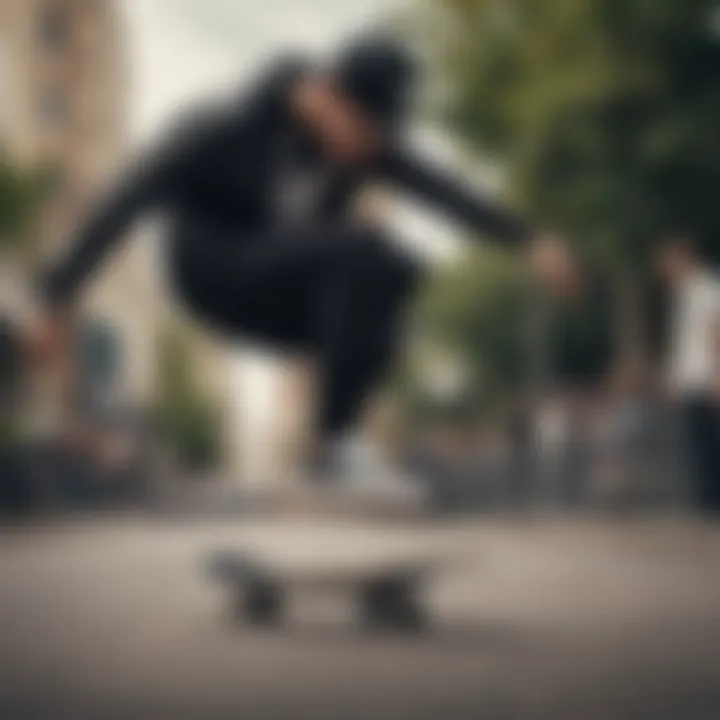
[657,236,720,514]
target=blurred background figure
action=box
[657,236,720,515]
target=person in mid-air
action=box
[28,35,579,504]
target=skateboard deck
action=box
[204,547,450,631]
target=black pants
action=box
[681,397,720,514]
[171,223,422,437]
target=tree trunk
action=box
[521,286,555,503]
[612,268,648,380]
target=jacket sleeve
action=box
[375,148,532,248]
[38,56,311,308]
[37,142,178,307]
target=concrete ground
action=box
[0,515,718,719]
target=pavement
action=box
[0,515,719,719]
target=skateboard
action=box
[204,548,444,631]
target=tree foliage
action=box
[406,0,720,403]
[421,0,720,265]
[417,246,528,401]
[0,153,46,252]
[411,246,613,418]
[155,329,224,473]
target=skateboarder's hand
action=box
[525,233,581,299]
[291,78,380,166]
[25,307,75,367]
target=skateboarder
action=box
[26,35,578,498]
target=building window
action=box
[38,6,70,51]
[37,89,67,128]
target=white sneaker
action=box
[320,437,431,514]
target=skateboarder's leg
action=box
[314,228,421,439]
[172,224,422,442]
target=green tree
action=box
[417,245,528,405]
[0,152,46,254]
[417,0,720,367]
[155,329,224,474]
[404,245,612,422]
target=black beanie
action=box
[333,35,417,125]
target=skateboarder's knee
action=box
[343,226,423,299]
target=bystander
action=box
[656,235,720,514]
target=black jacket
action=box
[40,57,530,306]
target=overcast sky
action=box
[120,0,406,138]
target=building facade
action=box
[0,0,160,405]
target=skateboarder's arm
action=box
[376,149,532,248]
[37,143,178,308]
[38,57,310,308]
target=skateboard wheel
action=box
[361,577,425,631]
[238,581,283,626]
